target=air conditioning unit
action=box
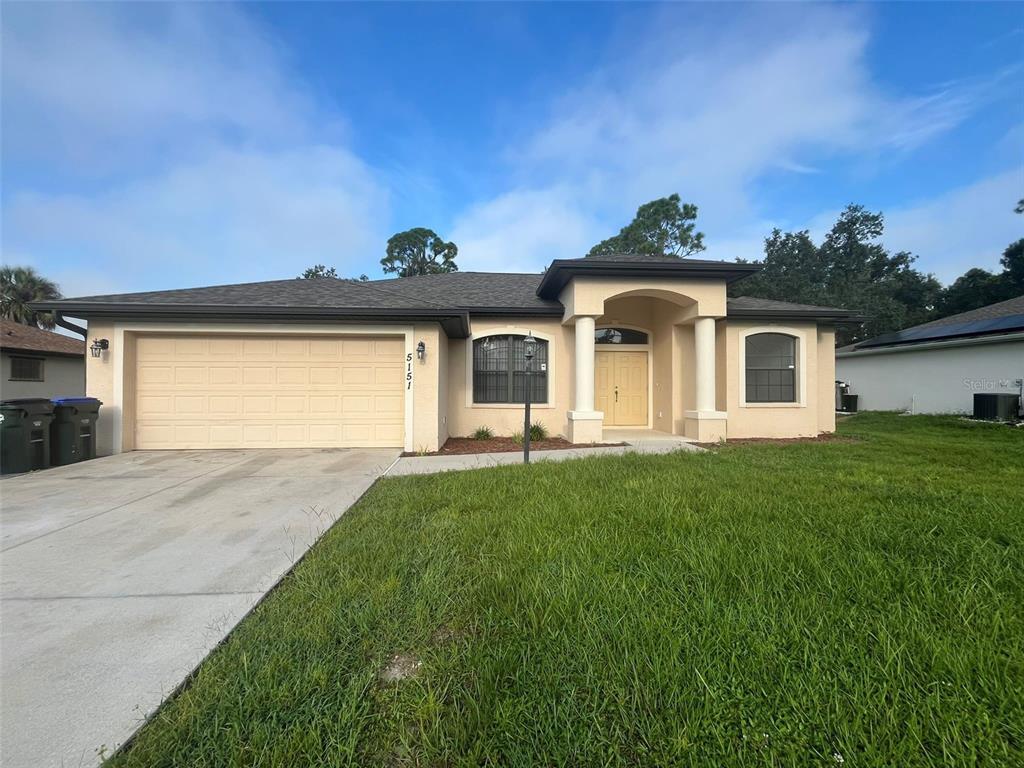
[973,393,1021,421]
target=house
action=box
[836,294,1024,414]
[0,320,86,400]
[35,255,859,455]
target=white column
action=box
[574,315,596,412]
[694,316,716,413]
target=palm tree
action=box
[0,266,62,329]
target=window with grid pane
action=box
[473,335,548,403]
[9,356,44,382]
[745,333,796,403]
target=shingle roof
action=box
[36,266,857,325]
[900,294,1024,332]
[53,277,455,311]
[838,293,1024,353]
[364,272,560,312]
[0,320,85,356]
[726,296,854,314]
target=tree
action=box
[0,266,62,330]
[733,205,941,346]
[999,238,1024,294]
[1015,198,1023,214]
[937,268,1004,316]
[381,228,458,276]
[299,264,338,279]
[588,194,705,258]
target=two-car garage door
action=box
[134,334,405,449]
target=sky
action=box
[2,1,1022,301]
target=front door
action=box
[595,350,648,426]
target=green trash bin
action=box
[50,398,103,466]
[0,398,55,475]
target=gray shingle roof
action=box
[364,272,560,312]
[38,268,856,322]
[726,296,854,314]
[839,293,1024,352]
[54,277,454,311]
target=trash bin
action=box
[840,393,859,413]
[50,397,103,466]
[0,398,55,474]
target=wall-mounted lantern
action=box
[89,338,109,358]
[416,340,426,361]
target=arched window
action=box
[473,335,548,404]
[595,327,649,345]
[745,333,797,403]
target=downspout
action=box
[54,311,87,338]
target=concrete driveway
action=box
[0,447,398,768]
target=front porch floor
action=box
[601,428,699,450]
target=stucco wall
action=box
[836,337,1024,414]
[446,318,571,438]
[84,321,116,455]
[724,320,829,439]
[1,352,85,400]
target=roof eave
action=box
[727,308,865,325]
[536,260,761,299]
[33,303,472,338]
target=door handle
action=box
[614,387,619,402]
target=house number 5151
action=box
[406,353,413,389]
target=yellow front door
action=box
[595,351,648,426]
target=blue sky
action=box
[2,2,1021,300]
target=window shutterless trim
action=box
[8,355,45,382]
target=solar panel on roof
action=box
[856,314,1024,349]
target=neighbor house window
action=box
[745,333,796,403]
[473,335,548,403]
[9,356,44,382]
[595,327,649,344]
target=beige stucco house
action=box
[37,255,859,455]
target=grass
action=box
[109,414,1023,767]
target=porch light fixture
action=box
[416,340,426,361]
[89,338,109,358]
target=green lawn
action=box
[110,414,1023,767]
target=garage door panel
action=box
[134,334,405,449]
[174,367,208,386]
[276,367,308,385]
[138,366,173,386]
[209,367,241,385]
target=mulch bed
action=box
[402,437,623,457]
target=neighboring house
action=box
[0,320,86,400]
[836,294,1024,414]
[35,255,859,456]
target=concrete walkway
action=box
[0,447,397,768]
[387,432,701,476]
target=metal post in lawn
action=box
[523,333,536,464]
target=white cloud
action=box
[1,3,317,170]
[6,147,388,293]
[882,170,1022,283]
[1,3,384,296]
[450,188,597,273]
[453,5,998,273]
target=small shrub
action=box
[472,426,494,440]
[511,424,548,444]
